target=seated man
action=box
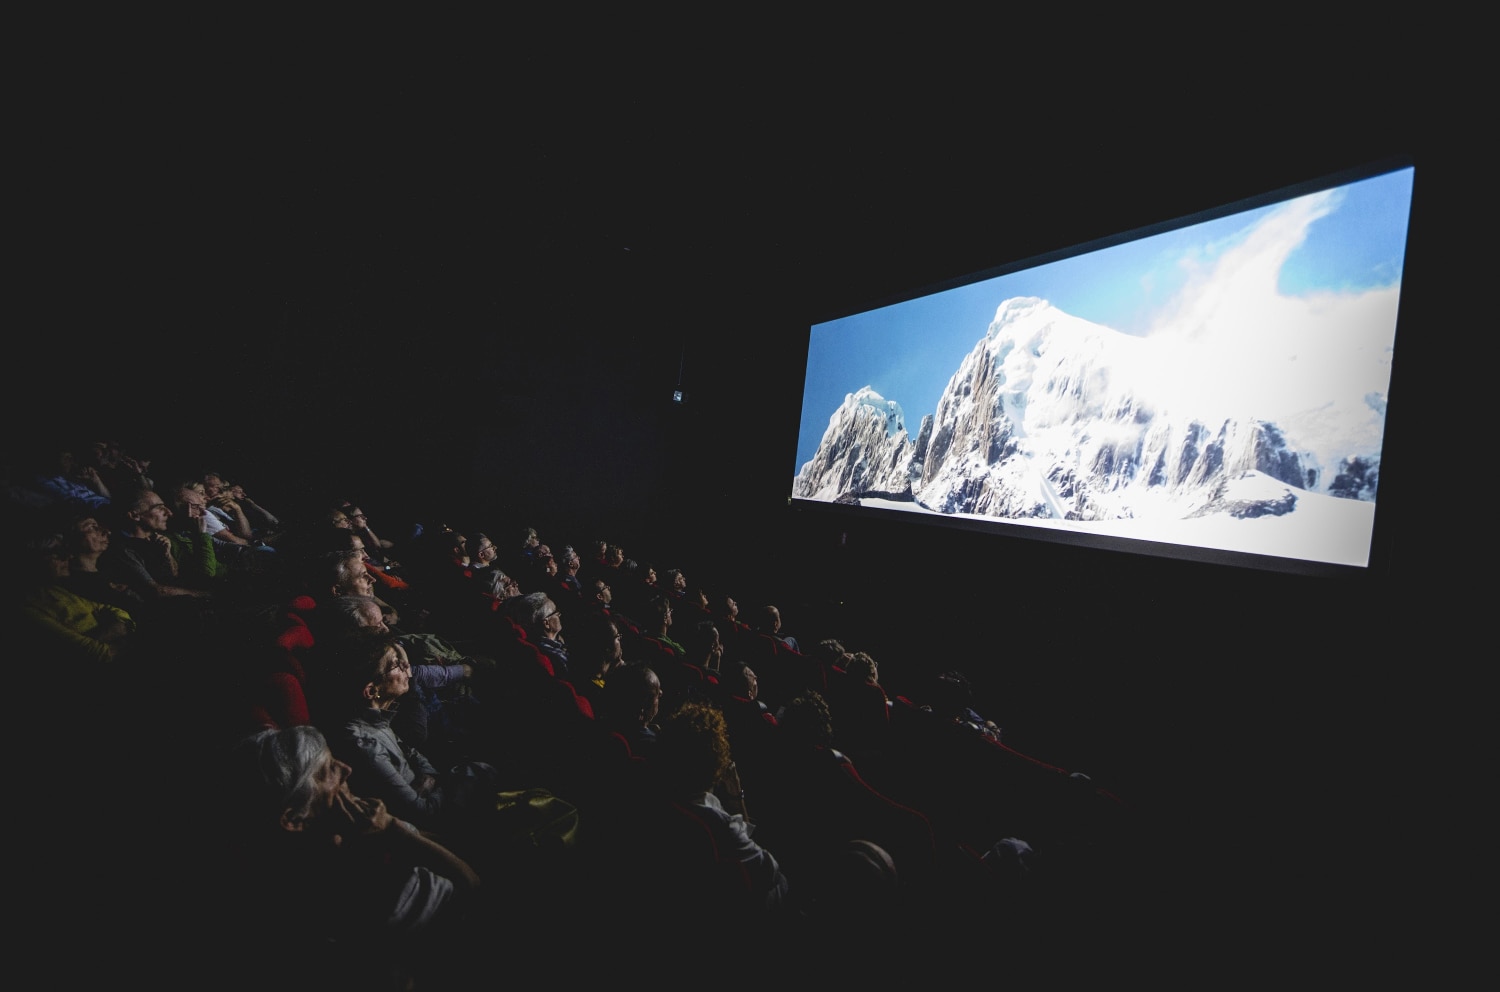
[25,443,112,512]
[503,591,570,681]
[100,487,215,606]
[203,470,280,546]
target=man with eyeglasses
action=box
[503,592,570,680]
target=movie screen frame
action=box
[790,157,1416,578]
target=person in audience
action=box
[202,470,279,546]
[754,690,936,910]
[598,543,632,585]
[317,630,494,833]
[26,443,112,512]
[343,503,397,567]
[682,619,726,678]
[403,526,475,604]
[466,531,497,573]
[18,531,135,664]
[593,662,662,757]
[756,604,802,653]
[645,594,686,657]
[487,565,523,604]
[812,638,854,671]
[311,526,417,622]
[583,575,639,633]
[717,660,777,786]
[555,544,583,598]
[927,669,1002,742]
[323,505,354,529]
[175,479,253,553]
[224,724,484,989]
[718,594,753,640]
[319,594,491,770]
[100,487,215,605]
[63,510,146,615]
[847,650,881,687]
[163,478,233,586]
[564,609,626,703]
[313,547,379,601]
[85,439,152,497]
[676,585,715,630]
[650,699,791,912]
[504,591,570,680]
[507,526,544,582]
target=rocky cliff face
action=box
[798,296,1380,522]
[792,387,920,501]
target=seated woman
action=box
[223,724,484,989]
[18,530,135,665]
[648,699,792,913]
[63,510,146,616]
[315,630,494,836]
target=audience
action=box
[8,429,1139,980]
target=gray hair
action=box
[234,725,330,825]
[324,595,385,632]
[481,568,512,597]
[504,591,555,630]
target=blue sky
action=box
[795,166,1415,473]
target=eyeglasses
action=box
[142,503,168,512]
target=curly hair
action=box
[655,700,733,795]
[779,691,835,750]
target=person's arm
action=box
[21,601,119,664]
[133,533,208,598]
[229,484,280,528]
[75,465,111,499]
[341,729,446,823]
[329,792,481,892]
[37,474,111,509]
[358,524,396,552]
[169,528,223,583]
[210,495,256,540]
[410,661,472,692]
[702,786,789,906]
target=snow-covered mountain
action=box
[791,387,927,501]
[794,296,1385,525]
